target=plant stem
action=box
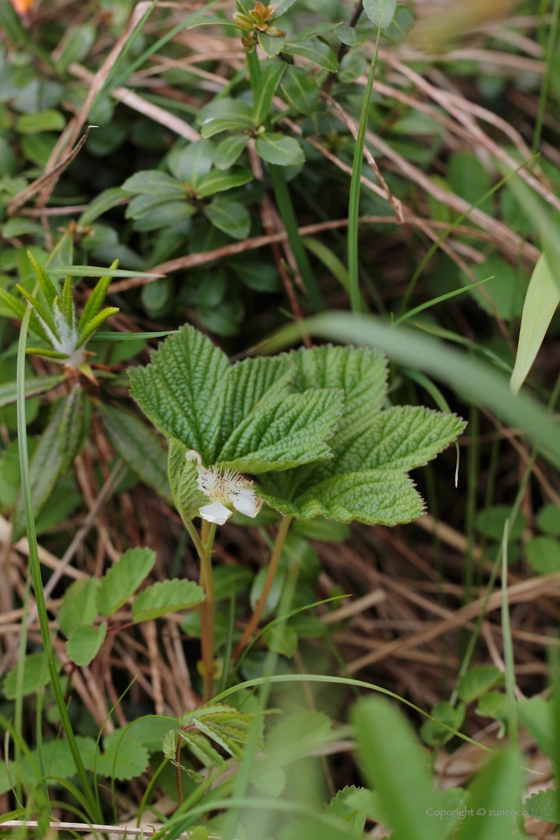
[347,26,381,314]
[185,519,216,703]
[533,0,560,155]
[232,515,293,663]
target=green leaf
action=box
[476,506,527,541]
[273,0,298,15]
[255,133,305,166]
[121,171,187,196]
[363,0,397,29]
[253,60,286,126]
[524,789,560,823]
[198,99,254,137]
[59,383,88,474]
[57,578,101,637]
[284,39,338,71]
[262,624,298,657]
[55,22,96,71]
[131,201,195,232]
[132,579,206,623]
[537,503,560,535]
[99,730,150,780]
[258,31,285,57]
[517,697,553,757]
[352,696,446,840]
[510,254,558,394]
[15,109,66,134]
[476,691,508,733]
[325,786,367,837]
[421,701,465,747]
[26,250,58,306]
[456,666,504,704]
[98,403,173,504]
[126,194,177,220]
[201,119,252,138]
[213,565,253,601]
[97,547,156,617]
[526,536,560,574]
[167,438,208,521]
[0,374,64,408]
[204,199,250,240]
[78,188,128,226]
[12,401,64,541]
[66,623,107,667]
[214,135,250,170]
[454,750,522,840]
[384,4,414,42]
[3,652,58,699]
[187,14,240,28]
[168,139,215,188]
[76,307,120,348]
[77,262,118,334]
[280,65,319,115]
[196,166,252,197]
[335,21,375,46]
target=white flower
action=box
[186,451,263,526]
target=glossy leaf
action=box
[196,166,252,197]
[258,31,285,57]
[255,133,305,166]
[253,60,286,125]
[168,139,215,187]
[280,65,319,115]
[204,199,250,240]
[121,171,187,197]
[214,135,250,170]
[283,39,338,71]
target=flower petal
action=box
[199,501,232,525]
[231,487,263,518]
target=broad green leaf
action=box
[517,697,553,757]
[384,4,414,42]
[201,119,252,138]
[325,786,367,837]
[78,187,128,226]
[0,374,64,408]
[168,139,215,187]
[99,730,150,780]
[262,624,298,657]
[98,403,173,504]
[15,109,65,134]
[510,254,558,394]
[66,622,107,667]
[2,652,58,699]
[213,565,253,601]
[456,666,504,704]
[132,579,205,622]
[196,166,252,197]
[266,711,332,768]
[455,750,522,840]
[526,536,560,574]
[59,383,88,473]
[12,401,64,541]
[273,0,298,15]
[421,701,465,746]
[476,691,508,735]
[55,22,96,71]
[131,201,195,232]
[97,547,156,617]
[57,577,101,636]
[537,503,560,535]
[335,21,374,46]
[204,199,250,240]
[121,171,187,196]
[524,789,560,823]
[214,135,249,170]
[280,65,319,115]
[253,60,286,126]
[363,0,397,29]
[255,133,305,166]
[284,39,338,71]
[126,194,175,220]
[199,99,254,137]
[258,31,285,57]
[476,505,527,541]
[352,696,446,840]
[187,14,239,27]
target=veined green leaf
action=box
[0,374,64,408]
[214,135,250,170]
[132,579,205,622]
[167,138,214,188]
[66,623,107,667]
[125,194,175,220]
[122,170,187,196]
[384,4,414,42]
[258,31,285,57]
[98,403,173,504]
[363,0,397,29]
[325,787,367,837]
[97,547,156,617]
[57,578,101,636]
[204,199,250,240]
[3,652,59,699]
[131,201,195,231]
[196,166,252,197]
[77,261,118,334]
[253,60,286,126]
[335,21,375,45]
[255,133,305,166]
[280,65,319,115]
[273,0,298,15]
[524,789,560,823]
[510,253,559,394]
[201,119,252,138]
[27,250,58,306]
[283,39,338,71]
[78,187,128,226]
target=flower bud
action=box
[233,11,254,29]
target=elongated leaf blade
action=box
[132,579,205,622]
[253,60,286,126]
[0,374,63,408]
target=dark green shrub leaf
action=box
[456,666,504,703]
[214,135,249,170]
[78,188,129,226]
[66,622,107,666]
[363,0,397,29]
[97,547,156,617]
[57,577,101,636]
[284,40,338,71]
[281,66,319,115]
[253,60,286,126]
[258,31,285,57]
[335,21,375,45]
[255,133,305,166]
[132,201,195,231]
[132,579,205,622]
[15,109,66,134]
[168,139,214,187]
[526,536,560,574]
[122,171,186,196]
[196,166,252,197]
[204,199,250,240]
[421,701,465,746]
[384,4,414,42]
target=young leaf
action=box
[204,199,250,240]
[253,60,286,126]
[196,166,253,198]
[66,623,107,667]
[280,65,319,115]
[121,171,187,196]
[16,283,57,335]
[97,547,156,617]
[255,133,305,166]
[510,253,559,394]
[214,135,250,170]
[283,39,338,71]
[258,31,285,57]
[132,579,206,622]
[98,403,173,504]
[363,0,397,29]
[76,306,120,347]
[57,578,101,637]
[26,250,58,306]
[77,260,119,334]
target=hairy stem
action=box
[185,519,216,703]
[232,515,293,662]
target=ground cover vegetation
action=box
[0,0,560,836]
